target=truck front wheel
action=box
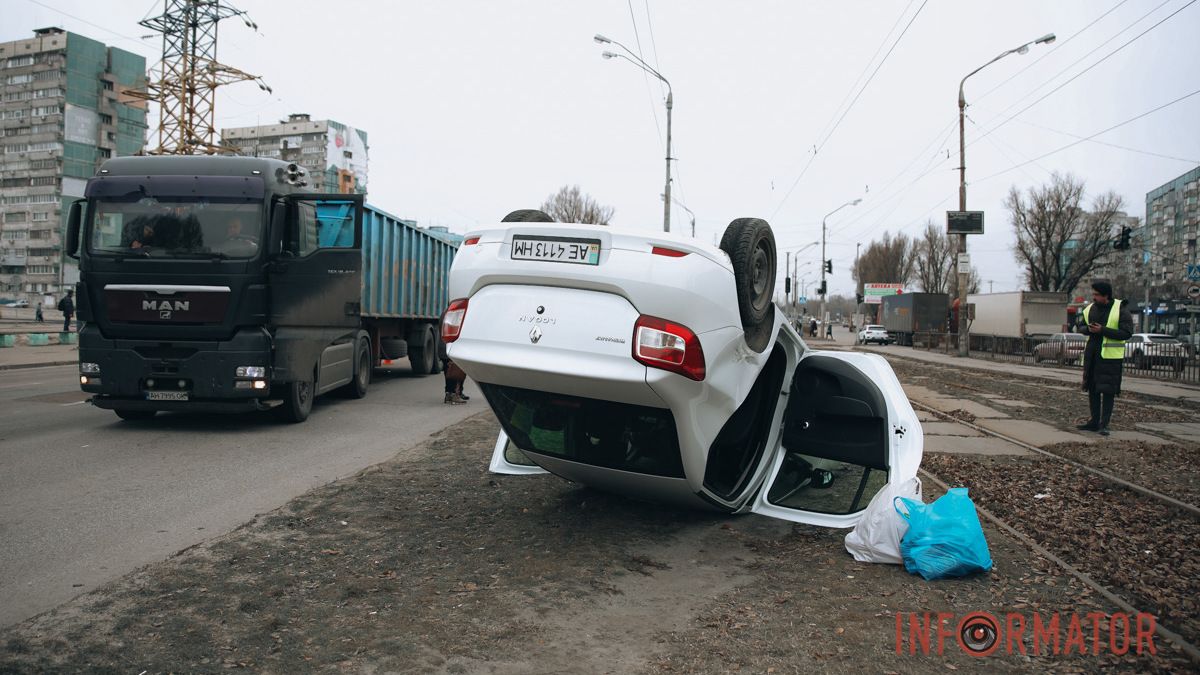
[277,375,314,423]
[409,327,436,376]
[343,339,371,399]
[114,409,156,422]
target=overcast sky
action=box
[7,0,1200,297]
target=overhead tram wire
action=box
[970,0,1197,149]
[825,0,1135,243]
[972,86,1200,184]
[972,106,1200,164]
[973,0,1131,104]
[770,0,929,219]
[22,0,150,49]
[627,0,664,151]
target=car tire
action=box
[340,338,371,399]
[114,409,156,422]
[277,373,314,423]
[501,209,554,223]
[409,326,437,375]
[720,218,776,330]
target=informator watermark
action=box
[895,611,1158,658]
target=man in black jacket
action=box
[56,290,74,332]
[1075,280,1134,436]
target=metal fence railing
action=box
[908,332,1200,385]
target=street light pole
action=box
[596,34,673,233]
[673,198,696,238]
[957,32,1055,357]
[820,199,862,338]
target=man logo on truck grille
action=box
[143,300,190,311]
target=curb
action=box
[0,360,77,371]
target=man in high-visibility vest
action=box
[1075,280,1133,436]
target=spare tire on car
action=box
[501,209,554,223]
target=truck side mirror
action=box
[268,198,288,258]
[65,200,84,259]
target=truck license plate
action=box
[146,391,188,401]
[511,236,600,265]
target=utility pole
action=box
[130,0,270,155]
[785,251,791,309]
[820,199,862,338]
[663,90,673,233]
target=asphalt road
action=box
[0,363,480,628]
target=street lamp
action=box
[819,198,862,336]
[956,32,1055,356]
[782,241,819,309]
[596,33,674,233]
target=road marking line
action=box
[0,382,43,389]
[60,400,88,407]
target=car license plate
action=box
[511,236,601,265]
[146,391,188,401]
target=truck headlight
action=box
[236,366,266,378]
[80,362,100,374]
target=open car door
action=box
[751,351,922,527]
[488,430,550,476]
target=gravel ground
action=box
[1044,440,1200,507]
[3,413,1192,673]
[923,453,1200,654]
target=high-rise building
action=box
[221,114,368,194]
[0,27,147,305]
[1145,166,1200,281]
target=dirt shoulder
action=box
[1,413,1190,673]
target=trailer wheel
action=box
[277,374,314,423]
[114,409,156,422]
[720,218,776,330]
[501,209,554,222]
[409,327,437,376]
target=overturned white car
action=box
[444,211,921,527]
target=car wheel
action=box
[277,373,314,423]
[501,209,554,222]
[114,409,156,422]
[720,217,776,330]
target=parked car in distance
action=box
[444,211,923,528]
[1124,333,1186,371]
[857,325,890,345]
[4,299,30,308]
[1033,332,1086,364]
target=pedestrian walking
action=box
[809,319,818,338]
[825,323,833,339]
[35,303,43,322]
[57,290,74,332]
[1075,281,1133,436]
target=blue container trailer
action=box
[65,155,457,423]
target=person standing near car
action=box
[1075,281,1133,436]
[57,290,74,332]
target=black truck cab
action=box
[68,155,367,422]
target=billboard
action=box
[863,283,903,305]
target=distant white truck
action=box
[968,291,1068,338]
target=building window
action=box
[33,70,61,82]
[2,231,27,240]
[4,143,28,154]
[31,123,58,134]
[4,211,27,223]
[6,73,33,84]
[30,176,57,186]
[1,177,29,187]
[32,105,62,116]
[4,91,32,102]
[99,113,113,125]
[29,194,58,203]
[31,87,61,99]
[6,56,34,67]
[29,158,56,169]
[28,141,61,152]
[1,109,27,119]
[3,127,28,137]
[31,212,49,222]
[27,265,56,275]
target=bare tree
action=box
[853,231,915,292]
[539,185,615,225]
[1008,173,1125,293]
[913,220,953,294]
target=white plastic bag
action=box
[844,476,923,564]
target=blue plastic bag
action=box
[894,487,993,580]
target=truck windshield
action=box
[89,198,262,259]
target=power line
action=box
[772,0,931,216]
[973,106,1200,164]
[21,0,150,49]
[626,0,663,149]
[971,0,1196,148]
[973,86,1200,184]
[973,0,1132,103]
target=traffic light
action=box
[824,260,833,274]
[785,276,791,294]
[818,281,827,296]
[855,292,864,304]
[1114,226,1132,250]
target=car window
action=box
[1148,336,1179,343]
[481,383,685,478]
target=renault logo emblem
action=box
[529,326,542,344]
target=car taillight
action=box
[463,236,480,246]
[651,246,688,257]
[633,315,705,381]
[442,298,468,343]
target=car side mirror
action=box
[65,200,84,259]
